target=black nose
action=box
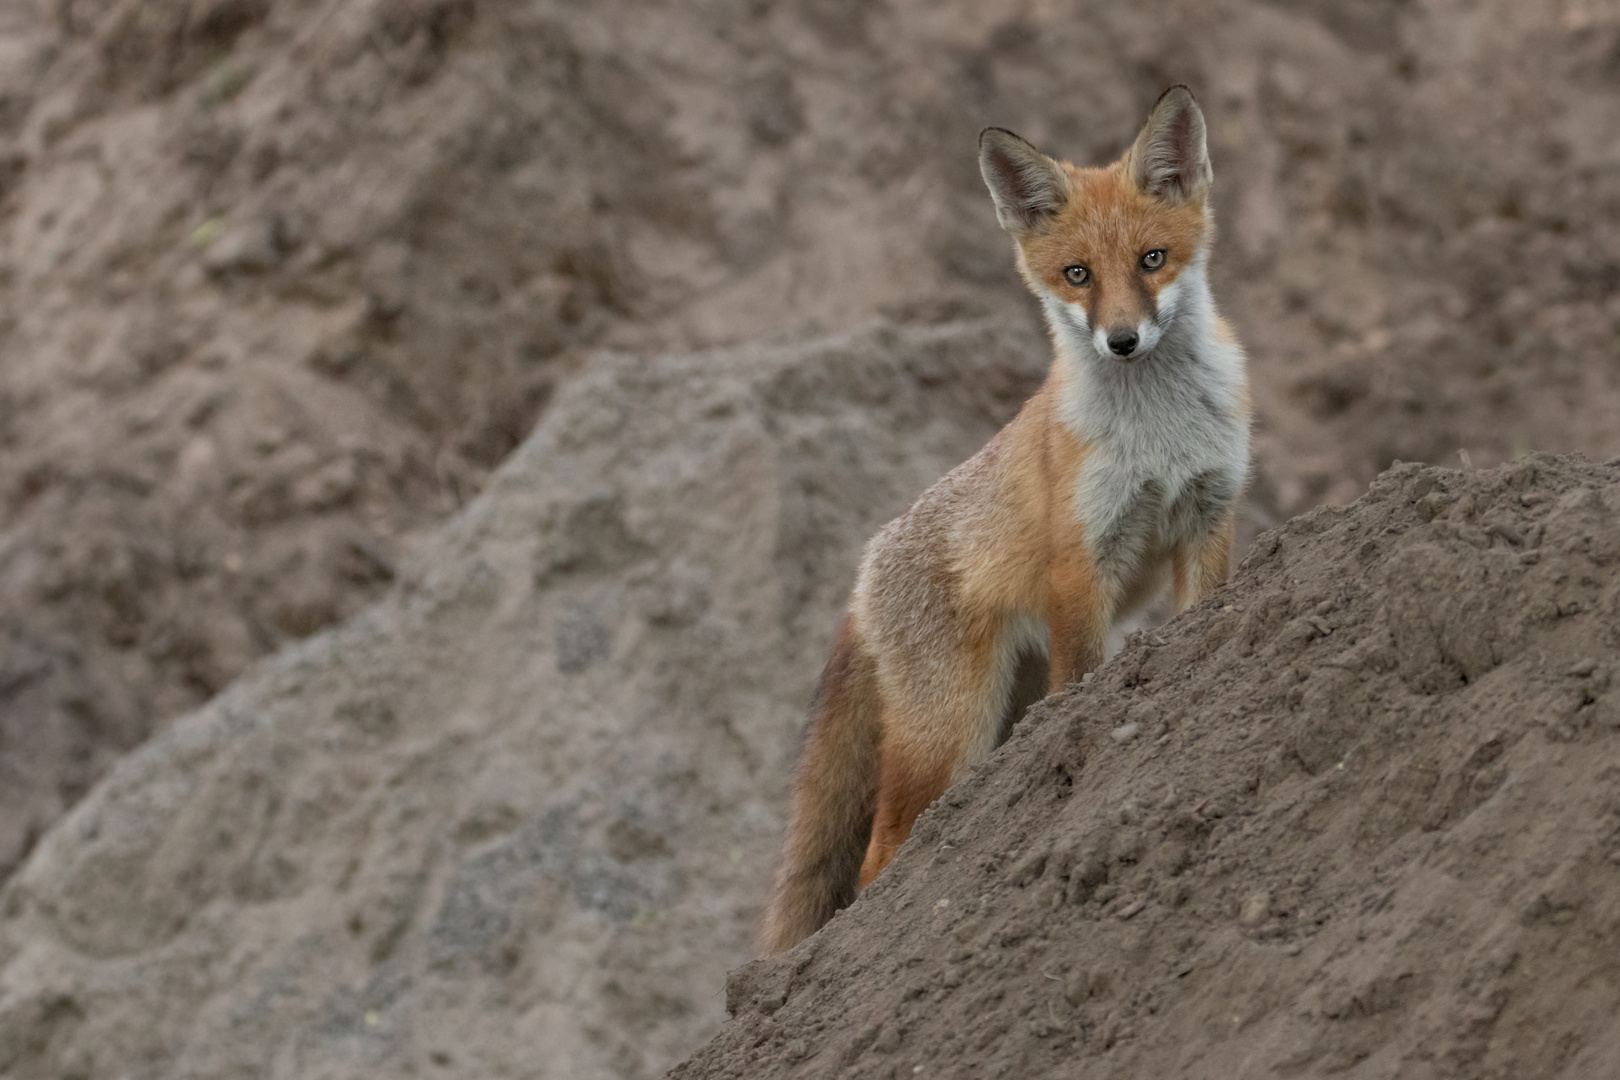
[1107,330,1139,357]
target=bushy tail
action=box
[758,615,882,956]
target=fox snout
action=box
[1093,316,1163,363]
[1105,328,1138,356]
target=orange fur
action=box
[757,616,882,956]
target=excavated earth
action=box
[5,0,1620,884]
[1,0,1620,1078]
[683,453,1620,1080]
[0,319,1048,1080]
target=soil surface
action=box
[4,0,1620,881]
[0,0,1618,1077]
[683,453,1620,1080]
[0,319,1046,1080]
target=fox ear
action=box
[978,128,1071,236]
[1126,85,1212,205]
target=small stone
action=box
[294,456,359,511]
[1111,722,1140,743]
[1116,898,1146,920]
[1569,658,1598,677]
[1069,968,1113,1001]
[1240,890,1272,927]
[1009,848,1048,886]
[203,220,282,274]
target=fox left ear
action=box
[979,128,1071,236]
[1126,85,1213,205]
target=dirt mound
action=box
[6,0,1620,881]
[3,0,1620,1075]
[684,453,1620,1079]
[0,319,1044,1080]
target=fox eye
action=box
[1062,265,1090,286]
[1141,249,1166,271]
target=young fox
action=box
[760,87,1250,955]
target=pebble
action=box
[1111,723,1140,743]
[1240,890,1272,927]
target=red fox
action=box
[759,86,1250,955]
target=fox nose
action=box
[1106,329,1139,357]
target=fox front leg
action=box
[1173,511,1235,613]
[1047,554,1110,691]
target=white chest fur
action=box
[1044,260,1250,577]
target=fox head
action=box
[979,86,1213,364]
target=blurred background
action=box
[0,0,1616,1076]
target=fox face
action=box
[980,86,1214,364]
[1020,170,1208,362]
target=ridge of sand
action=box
[685,453,1620,1080]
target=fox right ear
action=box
[978,128,1070,236]
[1126,85,1212,205]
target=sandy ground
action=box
[3,0,1619,876]
[0,0,1617,1076]
[0,320,1048,1079]
[686,454,1620,1079]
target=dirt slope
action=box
[0,319,1044,1080]
[683,453,1620,1080]
[5,0,1620,880]
[2,1,1620,1076]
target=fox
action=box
[759,86,1251,956]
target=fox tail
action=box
[758,615,882,956]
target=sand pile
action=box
[5,0,1620,882]
[685,453,1620,1079]
[0,319,1044,1079]
[0,1,1618,1077]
